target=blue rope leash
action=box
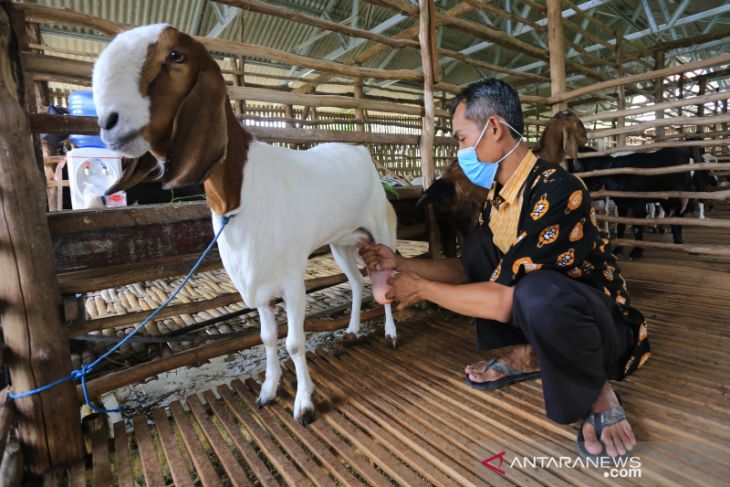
[8,215,233,414]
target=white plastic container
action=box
[66,147,127,210]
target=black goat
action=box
[569,147,693,259]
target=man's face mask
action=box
[457,119,524,189]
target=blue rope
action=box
[8,215,233,414]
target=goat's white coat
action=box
[216,141,398,419]
[93,28,398,421]
[92,24,169,157]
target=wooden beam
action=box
[574,162,729,178]
[588,113,730,139]
[620,29,730,65]
[655,51,665,139]
[548,53,730,104]
[590,189,730,201]
[80,308,386,397]
[611,239,730,257]
[577,140,729,158]
[0,5,83,472]
[580,90,730,123]
[214,0,420,50]
[546,0,567,113]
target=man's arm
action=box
[397,255,467,284]
[421,280,514,322]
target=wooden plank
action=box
[305,357,499,486]
[0,6,83,471]
[574,162,729,179]
[58,253,222,294]
[186,395,252,487]
[151,409,195,487]
[278,366,429,487]
[234,380,362,487]
[227,381,336,487]
[87,417,113,487]
[112,422,135,487]
[590,189,730,201]
[611,238,730,256]
[596,215,730,229]
[247,385,387,487]
[66,461,87,487]
[217,384,310,486]
[201,391,279,487]
[132,415,166,487]
[169,402,223,487]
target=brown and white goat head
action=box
[93,24,233,194]
[533,110,587,165]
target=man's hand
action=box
[387,271,431,310]
[359,243,397,272]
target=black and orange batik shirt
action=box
[486,158,650,378]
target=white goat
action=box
[92,24,397,424]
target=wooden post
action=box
[546,0,567,113]
[0,5,83,473]
[654,51,665,139]
[419,0,441,258]
[353,77,366,133]
[678,73,684,136]
[697,78,706,136]
[615,31,626,146]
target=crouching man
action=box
[360,79,650,459]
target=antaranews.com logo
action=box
[483,451,642,479]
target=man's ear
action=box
[105,152,162,195]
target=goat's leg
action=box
[330,244,363,343]
[384,303,397,348]
[629,204,646,260]
[284,280,315,425]
[256,304,281,407]
[615,206,629,255]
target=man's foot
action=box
[465,344,539,383]
[580,382,636,458]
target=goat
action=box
[418,110,585,254]
[92,24,397,424]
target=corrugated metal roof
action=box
[25,0,730,108]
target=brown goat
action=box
[420,110,587,255]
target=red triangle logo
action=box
[482,451,507,475]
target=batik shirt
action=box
[485,158,650,378]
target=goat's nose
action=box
[100,112,119,130]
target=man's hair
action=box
[450,79,524,139]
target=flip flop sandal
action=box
[576,392,631,461]
[463,357,541,391]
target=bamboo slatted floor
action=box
[47,258,730,486]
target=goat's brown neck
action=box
[203,100,252,215]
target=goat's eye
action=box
[167,50,185,63]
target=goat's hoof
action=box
[256,398,269,408]
[296,407,316,426]
[342,332,360,346]
[629,248,644,260]
[385,334,398,349]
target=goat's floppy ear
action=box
[417,179,455,208]
[163,67,228,189]
[105,152,162,195]
[561,125,579,160]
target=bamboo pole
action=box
[654,50,665,139]
[548,53,730,104]
[581,90,730,124]
[596,215,730,229]
[0,5,83,472]
[578,140,729,158]
[591,188,730,200]
[546,0,567,113]
[615,32,626,147]
[418,0,441,259]
[80,308,386,398]
[610,239,730,257]
[587,113,730,139]
[574,162,728,178]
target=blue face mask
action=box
[457,119,524,189]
